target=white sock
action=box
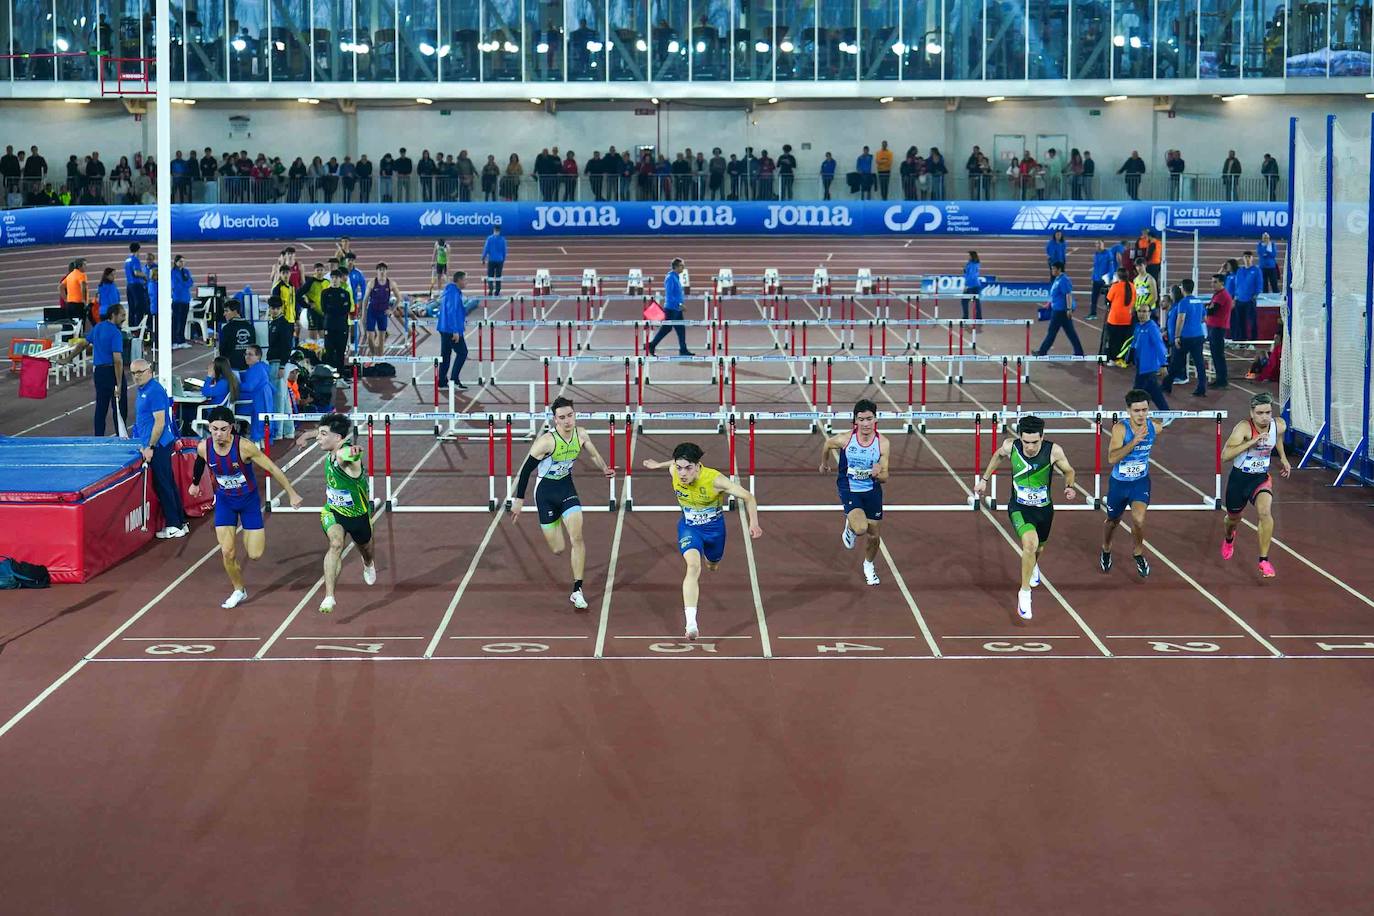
[684,606,698,627]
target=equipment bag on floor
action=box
[0,557,52,589]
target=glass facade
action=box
[2,0,1370,84]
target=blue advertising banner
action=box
[0,200,1292,249]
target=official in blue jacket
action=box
[1045,231,1068,278]
[1089,240,1115,319]
[169,255,194,349]
[437,268,480,389]
[481,226,507,296]
[647,258,693,357]
[1131,304,1170,410]
[238,345,277,443]
[1231,251,1263,342]
[962,252,982,320]
[1257,232,1280,293]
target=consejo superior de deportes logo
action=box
[64,209,157,239]
[882,204,943,232]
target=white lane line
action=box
[878,540,942,657]
[593,491,629,658]
[121,636,261,641]
[421,512,504,657]
[737,505,773,658]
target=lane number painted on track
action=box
[1148,641,1222,653]
[481,642,550,654]
[145,643,217,655]
[817,641,883,654]
[649,642,719,653]
[1316,641,1374,652]
[315,643,384,654]
[982,641,1054,653]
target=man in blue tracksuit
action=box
[1163,278,1207,398]
[124,242,149,331]
[1231,251,1262,342]
[1035,262,1084,357]
[1130,303,1170,410]
[1045,231,1068,280]
[481,225,507,296]
[129,358,188,538]
[647,258,693,356]
[90,304,127,436]
[169,254,193,348]
[437,268,480,389]
[1089,240,1115,319]
[962,252,982,320]
[1257,232,1280,293]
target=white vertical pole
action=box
[156,0,173,391]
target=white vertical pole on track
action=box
[155,0,172,391]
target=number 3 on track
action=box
[982,641,1053,653]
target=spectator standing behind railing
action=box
[820,152,836,200]
[23,145,47,197]
[393,148,413,202]
[340,156,356,201]
[1166,149,1186,200]
[899,149,918,200]
[456,150,476,202]
[926,147,947,200]
[965,145,984,200]
[379,152,395,202]
[417,150,436,201]
[874,140,893,199]
[0,145,19,199]
[856,146,873,200]
[1261,153,1280,201]
[66,155,84,203]
[481,155,499,201]
[778,145,797,200]
[726,153,742,200]
[708,149,726,200]
[356,154,373,201]
[1082,150,1096,199]
[1222,150,1242,201]
[1042,148,1063,199]
[757,150,775,200]
[84,152,106,203]
[1257,232,1280,293]
[1067,148,1084,200]
[1118,150,1146,200]
[199,147,218,202]
[170,151,190,203]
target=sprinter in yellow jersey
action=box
[508,397,614,610]
[643,442,762,640]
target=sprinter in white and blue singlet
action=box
[1100,388,1165,578]
[1219,392,1291,578]
[188,406,302,609]
[819,399,890,586]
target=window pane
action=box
[775,0,815,80]
[1243,0,1284,76]
[526,0,561,80]
[817,0,855,79]
[53,0,98,79]
[691,0,727,78]
[1287,1,1329,75]
[1113,0,1150,77]
[899,0,941,79]
[228,0,265,81]
[610,0,648,80]
[354,0,395,81]
[0,1,11,79]
[1200,0,1240,77]
[944,0,982,79]
[438,0,477,81]
[269,0,310,79]
[1071,0,1107,77]
[398,0,434,78]
[649,0,688,79]
[312,0,349,80]
[985,0,1024,79]
[1028,0,1065,77]
[860,0,898,79]
[118,0,145,59]
[15,0,55,79]
[567,0,604,79]
[1333,0,1371,75]
[1154,0,1196,77]
[735,0,774,79]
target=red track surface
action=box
[4,236,1374,914]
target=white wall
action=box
[1,94,1366,181]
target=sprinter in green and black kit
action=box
[316,412,378,614]
[974,414,1077,625]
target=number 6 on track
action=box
[481,642,550,654]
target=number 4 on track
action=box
[816,641,882,654]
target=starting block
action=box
[581,268,600,295]
[812,267,831,294]
[626,268,646,294]
[681,268,692,294]
[533,268,553,296]
[763,268,782,295]
[715,268,736,295]
[855,267,876,295]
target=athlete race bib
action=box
[1116,460,1147,480]
[326,487,355,509]
[1013,484,1050,507]
[215,472,248,490]
[848,467,872,480]
[682,507,721,526]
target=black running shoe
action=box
[1099,550,1112,572]
[1134,554,1151,578]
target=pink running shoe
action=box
[1220,538,1235,560]
[1258,560,1276,578]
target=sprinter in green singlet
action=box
[508,397,614,610]
[974,414,1077,624]
[316,412,378,614]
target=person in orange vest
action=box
[60,258,91,334]
[1102,267,1136,367]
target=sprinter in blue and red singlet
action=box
[819,398,890,587]
[189,406,302,609]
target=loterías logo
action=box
[198,211,222,231]
[1010,205,1122,232]
[530,205,621,231]
[307,210,332,229]
[64,209,156,239]
[882,204,942,232]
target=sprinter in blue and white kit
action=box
[820,399,890,586]
[1100,388,1165,578]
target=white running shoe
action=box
[1017,588,1033,623]
[318,596,337,614]
[569,589,588,610]
[863,560,880,586]
[842,524,856,550]
[221,588,248,609]
[685,621,699,641]
[155,524,189,540]
[1030,564,1042,588]
[362,563,377,586]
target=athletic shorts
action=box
[838,484,884,521]
[322,507,373,545]
[365,310,389,333]
[214,495,264,531]
[1105,475,1152,520]
[535,476,582,527]
[306,308,324,330]
[1008,501,1054,543]
[677,515,727,564]
[1225,468,1272,515]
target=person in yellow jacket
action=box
[874,140,894,199]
